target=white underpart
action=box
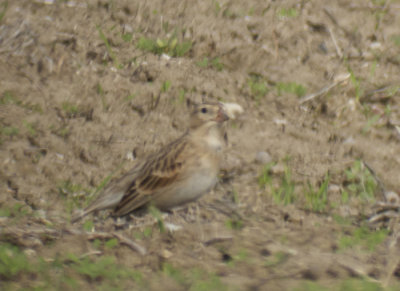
[221,102,244,119]
[206,129,224,151]
[154,169,218,209]
[179,172,217,201]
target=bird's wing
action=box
[113,135,189,216]
[71,163,143,223]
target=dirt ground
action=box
[1,0,400,290]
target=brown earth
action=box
[1,0,400,290]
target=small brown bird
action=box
[72,102,229,222]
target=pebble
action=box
[255,151,272,164]
[161,249,173,259]
[165,223,182,232]
[271,163,285,175]
[123,24,133,34]
[328,184,341,194]
[385,191,400,204]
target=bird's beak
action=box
[215,105,229,123]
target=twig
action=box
[151,93,161,111]
[299,73,350,104]
[112,232,147,255]
[368,211,399,224]
[299,81,337,104]
[203,235,233,246]
[79,250,103,259]
[323,8,352,38]
[362,86,400,103]
[337,261,380,283]
[328,27,342,58]
[363,161,400,204]
[362,161,387,197]
[373,201,400,211]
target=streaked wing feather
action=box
[113,136,188,216]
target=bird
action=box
[72,102,230,222]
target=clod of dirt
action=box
[301,268,320,281]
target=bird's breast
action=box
[165,170,217,208]
[205,133,224,152]
[153,154,219,209]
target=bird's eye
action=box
[201,107,208,114]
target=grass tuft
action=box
[247,74,269,101]
[259,161,296,205]
[148,205,165,233]
[137,35,192,57]
[277,8,298,18]
[0,2,7,23]
[342,160,377,203]
[0,243,31,279]
[276,82,307,98]
[338,225,389,251]
[196,57,224,71]
[97,26,120,68]
[304,174,330,212]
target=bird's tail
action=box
[71,209,92,223]
[70,191,124,223]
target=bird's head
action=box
[189,102,229,130]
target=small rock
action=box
[56,153,64,160]
[343,136,355,145]
[271,163,285,175]
[273,118,287,125]
[165,223,182,232]
[161,53,171,61]
[123,24,133,34]
[370,42,382,50]
[328,184,341,194]
[161,249,173,259]
[255,151,272,164]
[385,191,400,204]
[126,151,135,161]
[348,99,356,111]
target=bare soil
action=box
[1,0,400,290]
